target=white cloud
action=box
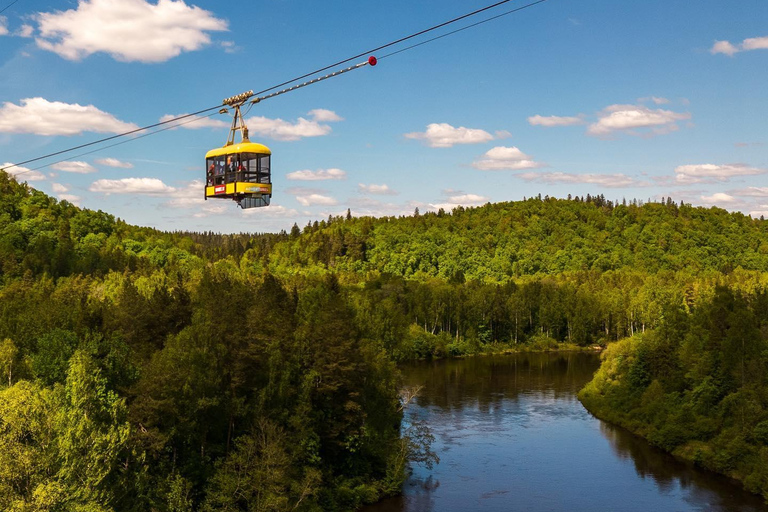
[711,36,768,56]
[358,183,397,195]
[2,162,46,181]
[727,187,768,198]
[192,204,227,218]
[743,37,768,52]
[158,113,229,129]
[405,123,495,148]
[516,171,645,188]
[17,24,33,38]
[346,197,424,218]
[472,146,544,171]
[241,204,300,218]
[295,193,338,207]
[90,177,175,195]
[51,183,69,193]
[674,163,766,183]
[430,193,489,211]
[700,193,738,204]
[95,157,133,168]
[161,180,243,216]
[0,97,138,136]
[587,104,691,137]
[0,16,8,36]
[51,161,97,174]
[58,194,81,205]
[527,115,584,127]
[286,168,346,181]
[711,40,739,56]
[284,186,327,195]
[308,109,343,122]
[246,115,333,141]
[34,0,228,63]
[164,180,205,208]
[638,96,671,105]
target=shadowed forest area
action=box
[4,170,768,509]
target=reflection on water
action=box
[362,353,767,512]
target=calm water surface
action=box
[363,353,767,512]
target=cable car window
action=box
[240,153,259,183]
[259,155,271,184]
[225,155,237,184]
[214,156,226,185]
[206,158,215,186]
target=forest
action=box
[3,168,768,509]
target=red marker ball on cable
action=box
[368,56,378,66]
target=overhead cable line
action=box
[28,111,222,174]
[379,0,548,60]
[0,0,20,15]
[3,0,549,176]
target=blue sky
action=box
[1,0,767,232]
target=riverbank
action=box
[578,333,768,504]
[578,392,767,501]
[363,352,767,512]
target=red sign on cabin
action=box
[214,185,226,194]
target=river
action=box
[362,352,767,512]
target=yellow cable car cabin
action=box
[205,143,271,209]
[205,91,272,209]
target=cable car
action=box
[205,91,272,209]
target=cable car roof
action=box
[206,142,272,158]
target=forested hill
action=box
[5,170,768,508]
[271,196,768,281]
[3,170,768,285]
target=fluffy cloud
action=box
[472,146,544,171]
[700,193,738,204]
[58,194,81,205]
[17,25,33,37]
[163,180,205,208]
[587,104,690,137]
[405,123,495,148]
[0,97,138,136]
[674,163,766,183]
[295,194,338,207]
[308,109,343,122]
[95,157,133,168]
[51,161,97,174]
[159,113,229,129]
[90,177,175,195]
[711,36,768,56]
[247,115,332,141]
[51,183,69,193]
[35,0,228,63]
[286,168,346,181]
[358,183,397,195]
[727,187,768,198]
[430,193,489,211]
[160,180,239,216]
[527,115,584,127]
[516,171,645,188]
[638,96,670,105]
[240,204,300,218]
[0,16,8,36]
[239,109,342,142]
[2,162,46,181]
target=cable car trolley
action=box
[205,57,377,209]
[205,91,272,209]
